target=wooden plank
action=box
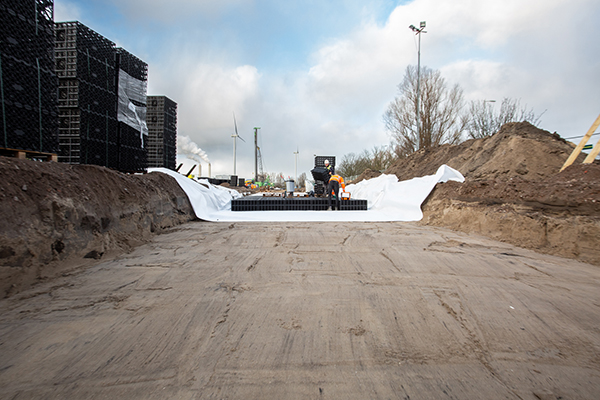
[561,113,600,171]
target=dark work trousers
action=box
[327,180,340,210]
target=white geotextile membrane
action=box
[150,165,465,222]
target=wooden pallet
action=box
[0,147,58,162]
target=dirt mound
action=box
[420,161,600,265]
[367,121,599,265]
[350,168,382,184]
[427,162,600,216]
[386,122,582,181]
[0,157,195,297]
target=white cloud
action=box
[109,0,253,23]
[54,0,82,22]
[81,0,600,177]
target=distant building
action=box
[146,96,177,170]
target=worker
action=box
[324,159,334,182]
[327,174,345,211]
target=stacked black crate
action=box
[115,48,148,172]
[313,156,336,196]
[146,95,177,170]
[1,0,58,154]
[54,21,117,168]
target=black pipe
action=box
[185,165,196,176]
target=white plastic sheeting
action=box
[117,69,148,145]
[150,165,464,222]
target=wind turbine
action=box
[231,113,245,175]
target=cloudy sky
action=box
[55,0,600,180]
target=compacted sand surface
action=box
[1,221,599,399]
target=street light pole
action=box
[409,21,427,141]
[293,148,299,184]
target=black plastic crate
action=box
[311,166,329,182]
[231,197,367,211]
[3,103,58,153]
[0,53,58,154]
[58,135,80,163]
[1,1,55,67]
[118,122,146,148]
[314,156,336,168]
[79,137,119,169]
[79,108,118,143]
[115,48,147,82]
[117,144,147,173]
[1,53,57,107]
[58,78,117,115]
[55,48,115,90]
[54,22,115,64]
[146,95,177,169]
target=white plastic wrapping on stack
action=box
[118,69,148,145]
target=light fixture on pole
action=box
[409,21,426,140]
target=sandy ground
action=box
[1,221,599,399]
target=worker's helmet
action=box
[324,159,329,165]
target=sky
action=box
[55,0,600,180]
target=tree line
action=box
[337,65,544,180]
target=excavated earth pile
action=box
[386,121,583,181]
[381,122,600,265]
[0,158,195,297]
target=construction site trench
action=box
[1,122,599,399]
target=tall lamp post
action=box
[409,21,427,140]
[293,148,299,184]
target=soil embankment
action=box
[0,158,195,297]
[380,122,600,265]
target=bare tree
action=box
[383,66,467,157]
[274,173,285,188]
[337,152,363,180]
[466,98,545,139]
[296,172,306,189]
[337,145,396,180]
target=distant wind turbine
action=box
[231,113,245,175]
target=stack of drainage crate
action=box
[313,155,336,196]
[146,95,177,170]
[54,21,118,168]
[115,48,148,172]
[0,0,58,157]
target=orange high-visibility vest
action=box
[329,174,345,190]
